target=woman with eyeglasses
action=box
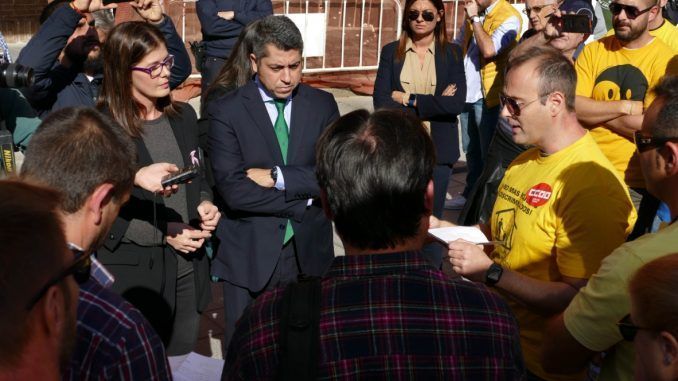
[625,253,678,381]
[97,20,220,355]
[373,0,466,228]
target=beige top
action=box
[400,38,437,131]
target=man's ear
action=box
[424,180,434,215]
[548,92,566,116]
[87,183,114,225]
[664,142,678,176]
[249,53,259,74]
[38,285,68,342]
[659,331,678,367]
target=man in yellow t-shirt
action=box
[575,0,678,240]
[443,46,636,381]
[541,75,678,381]
[604,0,678,51]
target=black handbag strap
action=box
[278,275,322,381]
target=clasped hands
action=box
[166,201,221,254]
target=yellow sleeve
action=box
[563,245,642,351]
[575,43,596,97]
[553,173,634,279]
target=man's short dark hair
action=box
[251,15,303,60]
[316,109,436,250]
[0,181,66,367]
[21,107,136,213]
[652,75,678,138]
[507,46,577,112]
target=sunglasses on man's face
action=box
[25,244,91,310]
[500,94,540,117]
[634,131,678,153]
[408,9,437,22]
[609,2,655,19]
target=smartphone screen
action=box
[561,14,592,34]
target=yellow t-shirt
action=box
[490,132,636,381]
[564,222,678,381]
[575,36,677,188]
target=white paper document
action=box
[428,226,491,245]
[170,352,224,381]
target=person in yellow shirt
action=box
[575,0,678,241]
[542,75,678,381]
[440,46,636,381]
[605,0,678,50]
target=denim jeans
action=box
[462,99,500,197]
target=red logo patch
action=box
[526,183,552,207]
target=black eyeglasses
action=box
[25,244,91,310]
[408,9,437,22]
[130,54,175,79]
[634,131,678,153]
[617,314,647,341]
[500,93,540,117]
[609,2,655,19]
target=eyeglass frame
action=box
[634,131,678,153]
[500,93,542,117]
[608,2,655,19]
[130,54,175,79]
[408,9,438,22]
[522,3,554,16]
[617,314,651,341]
[25,243,91,311]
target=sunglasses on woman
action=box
[131,54,175,79]
[608,2,655,19]
[408,9,437,22]
[25,244,91,310]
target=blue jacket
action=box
[196,0,272,59]
[17,5,191,117]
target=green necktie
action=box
[273,99,294,244]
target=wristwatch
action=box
[407,93,417,107]
[485,263,503,286]
[270,167,278,183]
[471,15,481,23]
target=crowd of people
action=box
[0,0,677,379]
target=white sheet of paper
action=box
[171,352,224,381]
[428,226,490,244]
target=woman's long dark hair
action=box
[99,22,178,138]
[396,0,449,61]
[203,20,260,108]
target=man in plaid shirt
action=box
[21,107,172,380]
[224,109,525,380]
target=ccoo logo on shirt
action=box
[526,183,552,207]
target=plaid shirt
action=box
[63,278,172,380]
[225,251,524,380]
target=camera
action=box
[0,63,34,89]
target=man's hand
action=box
[442,84,457,96]
[392,90,407,105]
[464,0,479,18]
[197,200,221,232]
[135,163,179,196]
[447,239,494,282]
[217,11,235,20]
[246,168,275,188]
[543,8,563,39]
[166,222,211,254]
[131,0,164,23]
[72,0,118,13]
[429,215,457,229]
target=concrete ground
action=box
[192,88,468,358]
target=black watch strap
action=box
[271,167,278,182]
[485,263,503,286]
[407,93,416,107]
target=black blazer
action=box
[373,40,467,164]
[98,103,212,316]
[207,81,339,292]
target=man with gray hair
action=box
[207,15,339,346]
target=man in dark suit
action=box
[207,15,339,345]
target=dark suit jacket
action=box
[207,81,339,292]
[98,104,212,318]
[373,40,467,164]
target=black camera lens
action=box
[0,63,34,88]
